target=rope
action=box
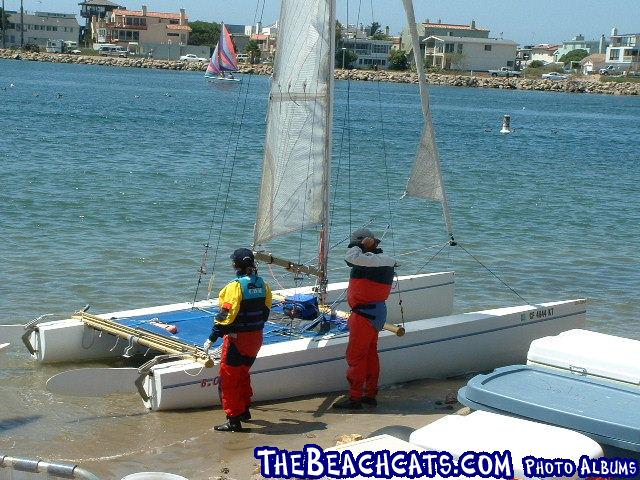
[456,242,530,305]
[191,70,246,304]
[369,0,404,325]
[415,240,451,274]
[198,0,267,299]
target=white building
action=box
[423,35,517,71]
[341,37,393,69]
[605,28,640,71]
[529,44,560,64]
[580,53,606,74]
[4,11,79,48]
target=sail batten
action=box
[254,0,334,247]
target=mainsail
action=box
[401,0,454,241]
[205,24,238,77]
[253,0,335,250]
[218,24,239,71]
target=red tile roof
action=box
[113,9,187,20]
[251,34,268,41]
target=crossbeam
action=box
[73,312,214,367]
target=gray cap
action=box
[350,228,378,245]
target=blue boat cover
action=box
[115,302,348,348]
[458,365,640,452]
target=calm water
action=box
[0,59,639,476]
[1,59,639,336]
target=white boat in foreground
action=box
[140,299,585,411]
[17,0,588,411]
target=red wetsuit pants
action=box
[219,330,263,418]
[346,313,380,400]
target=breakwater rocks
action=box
[2,49,639,96]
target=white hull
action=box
[206,75,240,82]
[142,299,586,410]
[26,272,454,363]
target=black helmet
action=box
[230,248,255,268]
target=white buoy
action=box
[500,114,512,134]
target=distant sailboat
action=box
[205,23,240,82]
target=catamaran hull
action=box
[25,272,454,364]
[141,299,586,411]
[206,76,241,82]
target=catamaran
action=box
[205,23,240,82]
[11,0,586,411]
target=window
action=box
[167,32,179,37]
[169,19,179,24]
[444,43,455,53]
[180,34,186,43]
[371,44,388,54]
[457,43,463,53]
[507,61,514,67]
[484,44,492,51]
[610,49,620,60]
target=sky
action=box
[5,0,640,45]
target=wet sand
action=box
[0,345,466,480]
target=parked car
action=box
[598,65,623,76]
[237,53,249,63]
[180,54,207,62]
[488,67,522,78]
[541,72,568,81]
[99,45,129,57]
[69,49,82,55]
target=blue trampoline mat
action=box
[116,303,348,348]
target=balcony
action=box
[106,22,147,30]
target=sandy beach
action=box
[0,342,465,480]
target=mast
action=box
[317,0,336,301]
[401,0,455,243]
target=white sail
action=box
[254,0,335,246]
[401,0,454,240]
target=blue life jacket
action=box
[229,275,270,333]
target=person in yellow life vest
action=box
[203,248,272,432]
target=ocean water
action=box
[1,59,639,336]
[0,59,639,477]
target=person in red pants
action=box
[333,228,397,410]
[203,248,272,432]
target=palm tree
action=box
[245,40,261,65]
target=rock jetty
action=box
[2,49,638,96]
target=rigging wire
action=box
[456,242,530,305]
[191,57,247,305]
[368,0,405,324]
[193,0,267,302]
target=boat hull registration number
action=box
[521,307,555,322]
